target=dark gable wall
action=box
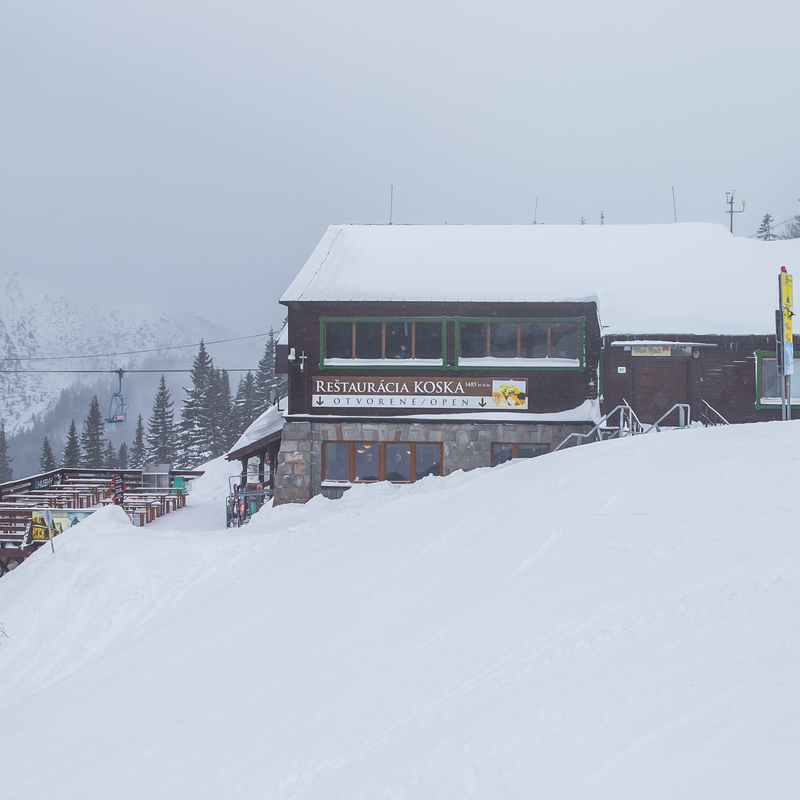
[283,300,601,418]
[603,333,795,424]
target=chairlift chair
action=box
[106,369,129,423]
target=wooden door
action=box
[632,359,689,425]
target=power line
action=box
[0,331,272,362]
[0,368,257,374]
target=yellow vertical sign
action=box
[781,272,794,342]
[781,272,793,311]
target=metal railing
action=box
[553,401,694,453]
[643,403,691,434]
[699,398,730,426]
[552,403,644,452]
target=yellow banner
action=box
[781,272,793,309]
[783,307,793,344]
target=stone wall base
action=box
[273,419,592,506]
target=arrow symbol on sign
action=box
[316,397,323,405]
[478,399,486,407]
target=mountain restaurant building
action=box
[271,223,800,505]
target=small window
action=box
[520,323,548,358]
[460,322,488,358]
[415,443,441,479]
[491,323,518,358]
[758,353,800,406]
[324,443,350,481]
[325,322,352,359]
[414,322,443,359]
[354,443,380,481]
[492,442,549,466]
[385,444,411,482]
[355,322,382,359]
[550,322,579,360]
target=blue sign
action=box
[785,341,794,375]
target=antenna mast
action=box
[725,190,746,233]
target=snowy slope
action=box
[0,270,232,433]
[1,423,800,798]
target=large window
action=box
[322,442,442,483]
[757,351,800,407]
[322,319,445,366]
[457,319,582,367]
[491,443,549,466]
[321,316,583,369]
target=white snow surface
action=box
[2,424,800,798]
[228,399,287,455]
[281,222,800,335]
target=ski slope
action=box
[1,422,799,799]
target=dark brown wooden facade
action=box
[602,333,799,425]
[283,300,602,418]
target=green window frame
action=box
[319,315,586,371]
[454,317,585,370]
[320,317,447,369]
[754,349,800,409]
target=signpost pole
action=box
[779,268,794,421]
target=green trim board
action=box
[318,315,585,371]
[754,349,800,409]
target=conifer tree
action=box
[130,414,146,469]
[780,201,800,239]
[231,371,260,442]
[254,330,277,414]
[118,442,129,470]
[103,439,118,469]
[177,341,215,467]
[80,396,106,468]
[756,213,777,241]
[210,368,233,456]
[62,419,81,468]
[39,436,57,473]
[146,375,177,464]
[0,420,13,482]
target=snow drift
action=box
[1,422,799,799]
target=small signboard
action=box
[312,376,528,409]
[31,509,94,540]
[112,474,125,505]
[630,346,692,357]
[785,341,794,375]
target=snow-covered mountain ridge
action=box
[0,269,233,433]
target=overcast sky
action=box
[2,1,798,336]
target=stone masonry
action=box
[273,419,592,505]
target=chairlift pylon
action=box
[106,369,129,423]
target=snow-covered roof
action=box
[281,223,800,335]
[228,400,287,457]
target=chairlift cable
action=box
[0,368,258,374]
[0,331,273,362]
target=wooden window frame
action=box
[321,441,444,483]
[490,442,550,466]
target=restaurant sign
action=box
[312,377,528,410]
